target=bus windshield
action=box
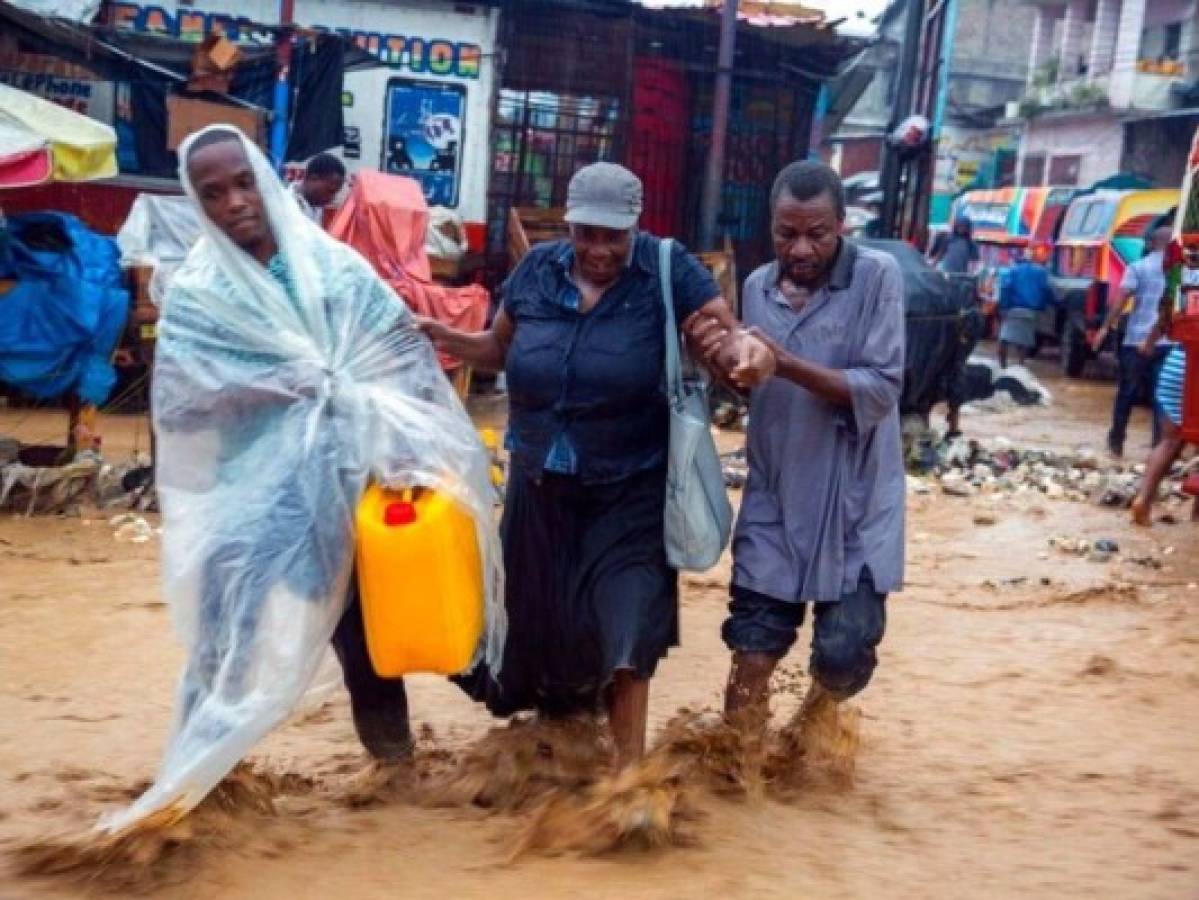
[1061,196,1115,240]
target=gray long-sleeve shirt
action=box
[733,241,906,603]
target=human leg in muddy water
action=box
[453,467,678,770]
[1130,416,1186,528]
[606,670,650,764]
[330,582,413,760]
[1133,345,1190,526]
[721,572,886,738]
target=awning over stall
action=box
[0,83,117,185]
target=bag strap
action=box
[658,237,683,402]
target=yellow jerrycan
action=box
[355,483,484,677]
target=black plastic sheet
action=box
[859,240,982,419]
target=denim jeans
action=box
[722,571,887,699]
[1109,345,1170,450]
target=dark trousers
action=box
[1109,345,1170,450]
[186,545,412,760]
[330,579,413,759]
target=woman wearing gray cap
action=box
[420,162,770,763]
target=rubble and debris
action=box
[908,435,1194,510]
[0,446,101,516]
[720,449,747,490]
[109,513,155,544]
[712,402,744,431]
[1048,535,1119,563]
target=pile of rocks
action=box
[909,436,1196,508]
[721,448,748,489]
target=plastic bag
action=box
[425,206,468,262]
[99,126,504,834]
[117,194,202,270]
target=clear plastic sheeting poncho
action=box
[100,126,504,834]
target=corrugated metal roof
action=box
[701,0,830,29]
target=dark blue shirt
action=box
[503,232,720,484]
[999,262,1055,312]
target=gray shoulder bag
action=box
[658,238,734,572]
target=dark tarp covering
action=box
[285,38,345,163]
[860,239,983,419]
[0,0,367,176]
[126,79,174,176]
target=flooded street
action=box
[2,350,1197,899]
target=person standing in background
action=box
[1093,226,1174,458]
[997,249,1054,368]
[1129,242,1199,525]
[930,216,979,274]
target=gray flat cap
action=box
[564,162,643,230]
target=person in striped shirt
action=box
[1130,244,1199,526]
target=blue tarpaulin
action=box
[0,213,128,405]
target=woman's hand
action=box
[414,311,512,373]
[414,315,455,349]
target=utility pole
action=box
[700,0,738,251]
[878,0,924,239]
[269,0,295,170]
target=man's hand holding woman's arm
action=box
[682,298,776,391]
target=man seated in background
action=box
[290,152,347,226]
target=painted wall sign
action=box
[99,0,498,226]
[111,3,482,79]
[382,78,465,207]
[0,70,112,117]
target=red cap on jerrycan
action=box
[384,501,417,526]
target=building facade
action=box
[1017,0,1199,188]
[830,0,1036,220]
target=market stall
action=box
[0,84,125,511]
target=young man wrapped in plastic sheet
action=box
[101,126,504,833]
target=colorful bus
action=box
[1051,188,1178,376]
[952,186,1076,340]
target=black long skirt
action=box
[455,465,679,717]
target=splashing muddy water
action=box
[3,364,1199,899]
[8,703,864,889]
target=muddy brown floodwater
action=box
[2,351,1198,899]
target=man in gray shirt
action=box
[1093,225,1174,456]
[698,161,905,736]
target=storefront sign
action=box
[111,2,483,79]
[0,70,113,118]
